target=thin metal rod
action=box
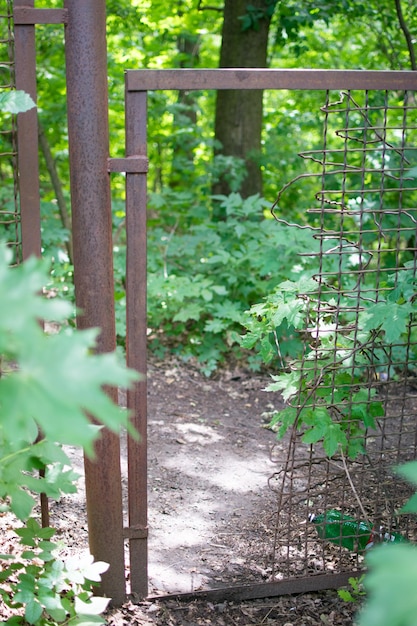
[126,68,417,92]
[64,0,126,606]
[13,0,41,260]
[125,85,148,599]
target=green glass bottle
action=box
[310,510,408,552]
[310,510,373,552]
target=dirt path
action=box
[57,360,283,593]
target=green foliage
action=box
[0,518,109,626]
[396,461,417,515]
[239,1,277,32]
[0,246,138,521]
[0,245,139,623]
[241,260,415,458]
[338,575,366,603]
[359,544,417,626]
[136,192,323,373]
[357,462,417,626]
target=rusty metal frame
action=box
[123,68,417,601]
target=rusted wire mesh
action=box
[0,0,21,264]
[269,89,417,580]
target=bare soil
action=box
[0,359,358,625]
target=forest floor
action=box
[0,359,358,625]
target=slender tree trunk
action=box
[394,0,416,70]
[38,122,73,264]
[170,33,200,188]
[213,0,271,200]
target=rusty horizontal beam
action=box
[148,571,362,604]
[123,525,149,540]
[13,7,68,24]
[108,156,149,173]
[126,68,417,92]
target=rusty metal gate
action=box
[122,69,417,601]
[7,0,417,606]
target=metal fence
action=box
[268,88,417,582]
[124,70,417,599]
[0,0,21,264]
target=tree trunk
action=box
[213,0,271,199]
[170,33,200,188]
[38,122,73,264]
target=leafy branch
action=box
[240,263,416,460]
[0,243,139,623]
[0,519,110,626]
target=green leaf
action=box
[8,488,36,522]
[173,303,203,322]
[396,461,417,514]
[0,328,139,459]
[347,436,365,459]
[396,460,417,487]
[24,599,43,625]
[47,607,68,622]
[400,493,417,514]
[269,406,299,438]
[0,90,36,114]
[323,423,347,458]
[360,301,413,343]
[266,370,301,401]
[338,589,355,602]
[74,595,110,615]
[204,318,227,333]
[359,544,417,626]
[350,389,382,429]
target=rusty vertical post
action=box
[125,84,148,599]
[14,0,48,528]
[63,0,126,605]
[13,0,41,261]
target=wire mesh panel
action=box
[0,0,21,264]
[269,89,417,581]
